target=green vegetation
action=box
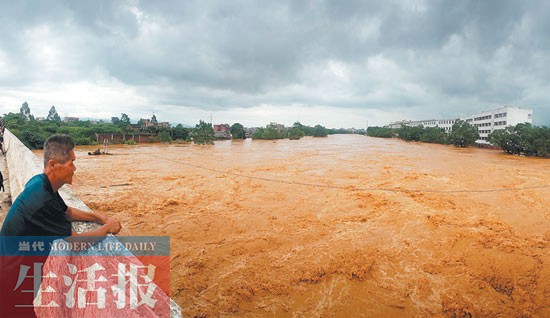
[312,124,328,137]
[230,123,245,139]
[368,121,549,157]
[489,123,550,157]
[366,126,395,138]
[20,102,33,121]
[389,125,449,144]
[2,102,193,149]
[172,124,190,141]
[251,122,334,140]
[47,106,61,122]
[398,125,425,141]
[159,131,171,143]
[4,102,374,149]
[190,120,215,145]
[448,120,479,147]
[251,124,286,140]
[4,110,123,149]
[288,127,305,140]
[368,120,478,148]
[419,127,447,144]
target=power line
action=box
[144,153,550,194]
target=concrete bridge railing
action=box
[2,129,181,317]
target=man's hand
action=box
[105,217,122,234]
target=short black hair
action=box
[43,134,75,167]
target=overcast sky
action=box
[0,0,549,128]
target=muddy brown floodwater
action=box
[37,135,550,317]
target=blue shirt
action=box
[0,173,71,236]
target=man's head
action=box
[43,134,76,187]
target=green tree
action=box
[3,112,26,130]
[398,125,424,141]
[119,113,131,132]
[151,114,158,126]
[449,120,479,147]
[288,127,305,140]
[172,124,189,140]
[531,126,550,157]
[489,127,518,154]
[20,128,47,149]
[263,126,285,139]
[251,128,265,139]
[159,131,171,143]
[230,123,246,139]
[313,124,328,137]
[120,113,131,126]
[420,127,447,144]
[47,106,61,122]
[192,120,215,145]
[489,124,550,157]
[20,101,34,121]
[367,126,395,138]
[251,124,286,140]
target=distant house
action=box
[63,117,79,123]
[246,127,260,138]
[96,132,159,144]
[213,124,230,132]
[158,122,171,128]
[140,118,154,129]
[213,124,231,139]
[268,122,285,130]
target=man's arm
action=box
[66,206,122,237]
[66,206,109,224]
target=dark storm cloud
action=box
[0,0,549,125]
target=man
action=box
[0,170,4,192]
[0,134,121,237]
[0,134,121,317]
[0,133,4,155]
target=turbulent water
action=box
[41,135,549,317]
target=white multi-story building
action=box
[387,118,459,132]
[386,106,533,144]
[463,106,533,143]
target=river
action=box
[46,135,549,317]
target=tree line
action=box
[250,122,355,140]
[488,123,549,157]
[3,102,196,149]
[367,120,479,147]
[367,120,549,157]
[2,102,360,149]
